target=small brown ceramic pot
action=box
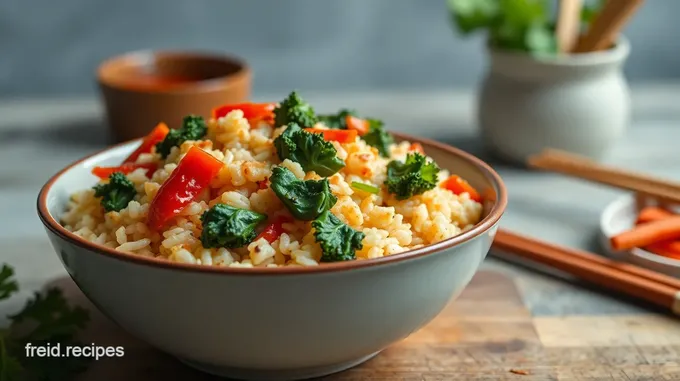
[97,50,251,142]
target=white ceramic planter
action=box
[478,38,631,163]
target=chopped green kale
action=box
[312,211,365,262]
[273,91,317,128]
[385,153,440,200]
[273,124,345,177]
[200,204,267,249]
[155,115,207,158]
[317,109,357,129]
[93,172,136,212]
[361,119,394,157]
[269,166,337,220]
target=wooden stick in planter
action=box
[556,0,583,53]
[573,0,645,53]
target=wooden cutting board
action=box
[65,270,680,381]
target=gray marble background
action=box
[1,0,679,97]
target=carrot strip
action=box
[409,143,424,154]
[611,216,680,251]
[304,128,358,143]
[636,206,674,224]
[441,175,482,202]
[645,241,680,260]
[344,115,370,135]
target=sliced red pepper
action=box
[257,178,269,190]
[442,175,482,202]
[212,102,276,125]
[345,115,370,136]
[123,122,170,164]
[147,146,224,230]
[92,162,158,179]
[409,143,424,154]
[256,216,293,243]
[304,128,358,144]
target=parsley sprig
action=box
[0,264,91,381]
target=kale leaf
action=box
[155,115,208,158]
[312,211,365,262]
[93,172,136,212]
[317,109,357,129]
[318,109,394,157]
[269,166,337,220]
[385,153,440,200]
[200,204,267,249]
[361,119,394,157]
[273,91,318,128]
[273,124,345,177]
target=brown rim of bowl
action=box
[96,50,251,95]
[37,132,507,276]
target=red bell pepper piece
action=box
[255,216,293,243]
[147,146,224,230]
[257,178,269,190]
[212,102,276,125]
[344,115,370,136]
[123,122,170,164]
[91,162,158,179]
[304,128,358,144]
[441,175,482,202]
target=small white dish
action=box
[600,194,680,277]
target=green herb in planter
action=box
[447,0,606,55]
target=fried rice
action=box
[61,102,483,268]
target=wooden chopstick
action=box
[556,0,583,53]
[573,0,645,53]
[527,148,680,204]
[493,229,680,315]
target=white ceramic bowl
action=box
[600,193,680,277]
[37,133,507,381]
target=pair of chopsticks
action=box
[493,148,680,316]
[555,0,645,53]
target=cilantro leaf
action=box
[448,0,557,55]
[581,0,606,26]
[270,166,337,220]
[317,109,357,129]
[200,204,267,249]
[0,265,18,302]
[0,331,23,381]
[312,211,365,262]
[0,265,92,381]
[8,287,91,381]
[273,124,345,177]
[155,115,207,158]
[93,172,136,212]
[8,288,90,343]
[447,0,500,34]
[385,153,440,200]
[273,91,318,128]
[361,119,394,158]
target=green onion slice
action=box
[351,181,379,194]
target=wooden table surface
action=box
[3,85,680,379]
